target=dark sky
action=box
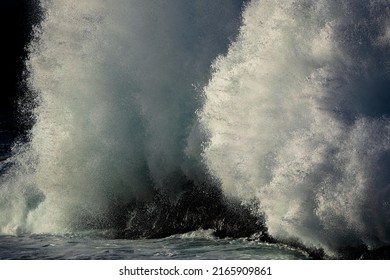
[1,0,41,111]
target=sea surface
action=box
[0,230,308,260]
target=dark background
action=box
[0,1,41,157]
[0,0,41,114]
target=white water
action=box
[0,0,243,234]
[200,0,390,254]
[1,0,390,256]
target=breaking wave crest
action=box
[200,0,390,254]
[1,0,390,257]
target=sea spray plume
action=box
[199,0,390,255]
[0,0,247,234]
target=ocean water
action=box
[1,0,390,260]
[0,230,308,260]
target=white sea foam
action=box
[0,0,243,234]
[200,0,390,254]
[1,0,390,256]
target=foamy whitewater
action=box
[1,0,390,258]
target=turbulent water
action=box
[1,0,390,259]
[200,0,390,255]
[0,230,309,260]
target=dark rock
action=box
[361,245,390,260]
[337,245,369,260]
[116,181,268,240]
